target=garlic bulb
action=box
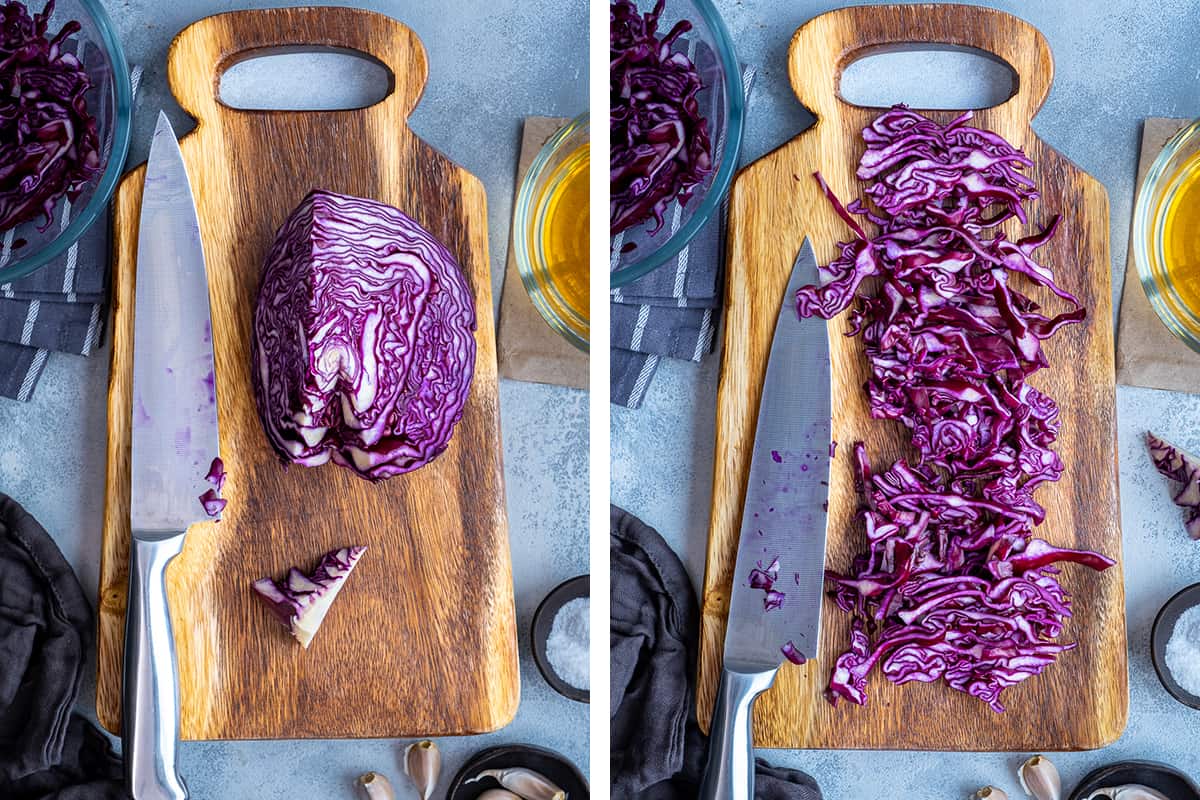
[1018,755,1062,800]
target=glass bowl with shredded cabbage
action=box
[0,0,132,283]
[609,0,743,288]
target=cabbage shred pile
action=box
[796,106,1114,712]
[610,0,712,236]
[0,0,100,232]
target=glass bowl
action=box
[0,0,133,283]
[514,113,590,351]
[609,0,744,288]
[1132,116,1200,353]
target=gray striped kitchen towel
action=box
[611,60,755,409]
[0,65,142,401]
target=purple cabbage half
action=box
[610,0,712,236]
[795,105,1114,712]
[1146,432,1200,539]
[0,0,100,232]
[252,546,366,648]
[251,189,476,482]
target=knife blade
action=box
[724,236,832,669]
[131,112,219,533]
[700,237,832,800]
[124,111,216,800]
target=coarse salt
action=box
[1165,603,1200,698]
[546,596,589,691]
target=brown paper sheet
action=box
[1116,118,1200,394]
[497,117,588,390]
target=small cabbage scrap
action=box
[198,457,226,518]
[252,190,476,482]
[252,546,366,648]
[0,0,101,232]
[1146,432,1200,539]
[796,106,1113,712]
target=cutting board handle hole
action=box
[838,46,1017,111]
[218,48,394,111]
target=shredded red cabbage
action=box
[796,106,1113,712]
[748,556,785,611]
[204,456,226,492]
[199,456,226,517]
[0,0,100,232]
[610,0,712,236]
[781,640,806,665]
[198,489,225,517]
[1146,432,1200,540]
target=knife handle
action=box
[123,533,189,800]
[699,666,779,800]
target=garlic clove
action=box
[973,787,1009,800]
[357,771,396,800]
[477,792,523,800]
[465,767,568,800]
[1018,755,1062,800]
[403,740,441,800]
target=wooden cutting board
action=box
[698,4,1126,751]
[97,7,518,740]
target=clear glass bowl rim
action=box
[0,0,134,283]
[609,0,745,288]
[1132,115,1200,354]
[513,112,590,352]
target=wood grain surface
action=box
[97,7,518,740]
[698,4,1126,750]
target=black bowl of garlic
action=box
[447,744,588,800]
[1069,761,1200,800]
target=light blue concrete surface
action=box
[613,0,1200,796]
[0,0,589,797]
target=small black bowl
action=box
[446,744,589,800]
[531,574,589,703]
[1069,760,1200,800]
[1151,582,1200,710]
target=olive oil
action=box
[533,142,590,326]
[1161,155,1200,317]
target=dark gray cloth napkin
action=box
[0,493,127,799]
[610,61,756,409]
[611,505,822,800]
[0,64,142,401]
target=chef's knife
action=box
[125,111,218,800]
[699,238,832,800]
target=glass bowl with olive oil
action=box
[1134,117,1200,353]
[514,114,590,351]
